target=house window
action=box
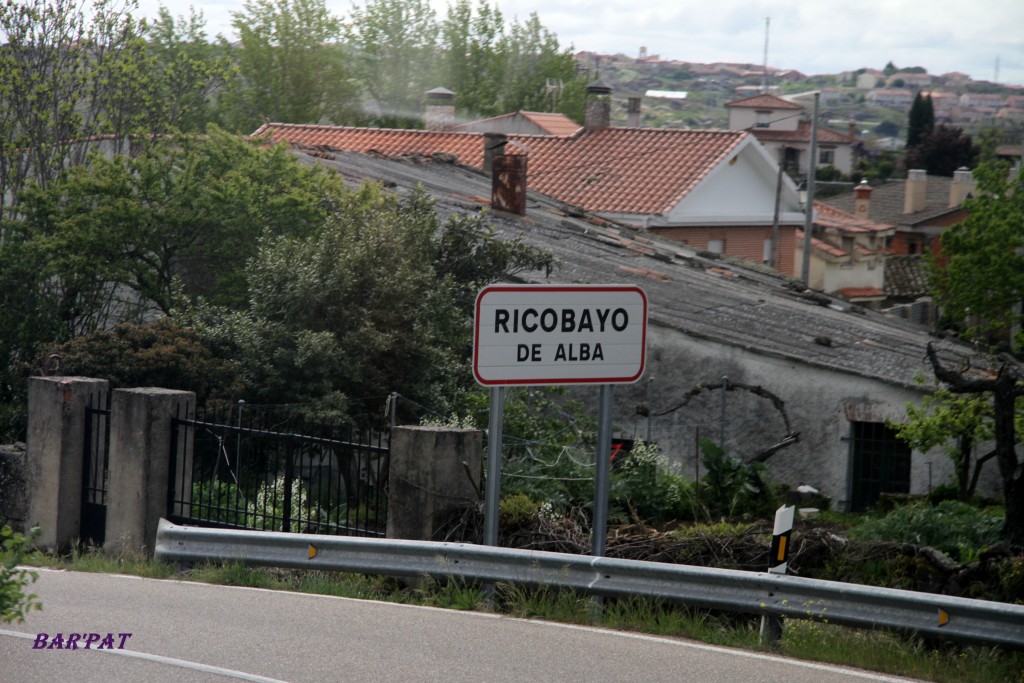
[848,421,911,512]
[755,111,770,128]
[707,239,725,254]
[819,149,835,165]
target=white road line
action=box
[0,629,292,683]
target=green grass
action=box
[24,546,1024,683]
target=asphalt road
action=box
[1,569,925,683]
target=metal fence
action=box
[155,518,1024,650]
[80,392,111,546]
[167,403,389,537]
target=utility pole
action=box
[800,93,819,286]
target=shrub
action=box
[849,500,1003,562]
[1,525,41,623]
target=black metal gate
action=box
[167,403,389,537]
[81,392,111,546]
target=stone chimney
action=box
[948,167,976,207]
[584,80,612,132]
[853,179,873,219]
[483,132,507,177]
[627,96,642,128]
[425,87,456,131]
[903,169,927,214]
[848,122,857,141]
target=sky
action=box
[136,0,1024,87]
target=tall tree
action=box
[144,6,236,133]
[0,0,147,209]
[906,92,934,149]
[441,0,504,118]
[498,13,584,120]
[904,125,979,177]
[344,0,439,128]
[223,0,356,132]
[922,160,1024,543]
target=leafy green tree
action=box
[344,0,439,128]
[144,6,236,133]
[14,127,347,320]
[185,185,551,420]
[904,124,978,177]
[223,0,356,131]
[892,387,993,499]
[442,0,505,118]
[498,13,584,120]
[906,92,934,149]
[924,160,1024,543]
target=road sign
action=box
[473,284,648,386]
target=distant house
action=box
[865,89,915,109]
[959,93,1005,108]
[254,84,809,277]
[724,93,858,176]
[281,144,998,511]
[889,72,932,89]
[856,70,885,90]
[796,196,896,306]
[820,170,975,257]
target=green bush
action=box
[1,525,41,623]
[849,500,1003,562]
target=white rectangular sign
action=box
[473,284,648,386]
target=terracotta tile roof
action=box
[725,94,804,110]
[813,202,894,233]
[749,120,852,144]
[453,111,582,136]
[253,123,748,216]
[837,287,887,300]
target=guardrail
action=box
[155,518,1024,649]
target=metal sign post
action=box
[472,284,648,560]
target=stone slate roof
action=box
[294,146,976,390]
[253,123,748,217]
[885,255,932,299]
[823,176,966,227]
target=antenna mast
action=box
[762,17,770,93]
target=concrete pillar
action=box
[386,426,483,541]
[25,376,109,552]
[105,388,194,556]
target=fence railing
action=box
[167,404,389,537]
[154,518,1024,649]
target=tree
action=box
[904,124,979,177]
[0,0,148,209]
[185,185,551,421]
[497,13,584,120]
[920,160,1024,543]
[223,0,357,131]
[0,125,349,424]
[906,92,934,149]
[144,6,236,133]
[344,0,439,128]
[441,0,505,118]
[1,525,41,624]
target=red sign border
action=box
[473,284,648,386]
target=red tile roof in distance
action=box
[519,112,582,136]
[253,123,749,216]
[724,94,804,110]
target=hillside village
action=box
[575,49,1024,156]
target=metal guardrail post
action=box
[155,518,1024,649]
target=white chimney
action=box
[853,179,872,219]
[903,169,927,214]
[948,167,976,207]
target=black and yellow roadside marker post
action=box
[760,505,794,645]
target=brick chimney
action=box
[853,179,872,219]
[948,167,976,207]
[903,169,927,214]
[627,96,642,128]
[584,80,612,132]
[483,132,507,177]
[425,87,456,131]
[491,154,527,216]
